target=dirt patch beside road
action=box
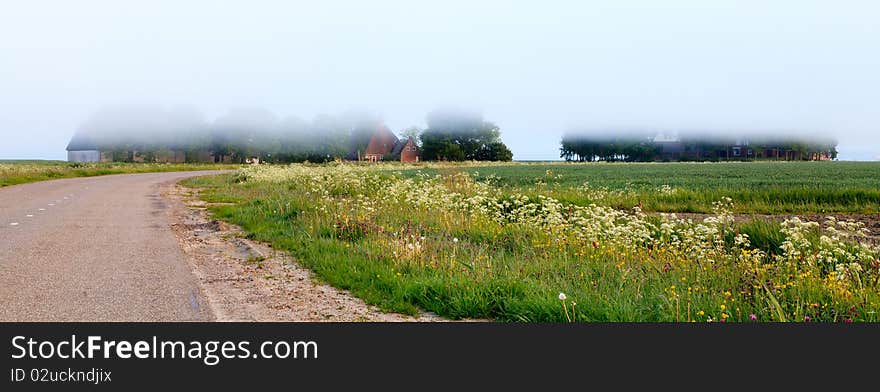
[166,183,445,322]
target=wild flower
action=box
[656,184,677,195]
[231,163,880,322]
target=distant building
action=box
[362,124,399,162]
[650,134,834,162]
[356,124,419,162]
[394,137,420,163]
[66,134,107,162]
[66,131,215,163]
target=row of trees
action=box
[560,132,658,162]
[72,107,513,163]
[560,131,838,162]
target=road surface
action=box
[0,171,229,321]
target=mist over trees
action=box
[560,130,839,162]
[559,131,658,162]
[70,107,513,163]
[419,110,513,161]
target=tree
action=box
[399,126,422,146]
[420,110,512,161]
[475,142,513,161]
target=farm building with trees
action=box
[354,124,419,162]
[560,131,837,162]
[67,107,509,163]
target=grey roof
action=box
[391,139,406,156]
[66,132,98,151]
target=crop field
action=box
[0,160,241,187]
[413,161,880,214]
[184,161,880,322]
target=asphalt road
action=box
[0,171,229,321]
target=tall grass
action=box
[183,163,880,322]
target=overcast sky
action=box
[1,0,878,160]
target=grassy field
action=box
[411,161,880,214]
[184,161,880,322]
[0,160,242,187]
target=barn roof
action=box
[364,124,398,156]
[66,132,99,151]
[391,140,405,156]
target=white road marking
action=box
[38,208,46,211]
[9,222,19,226]
[63,197,68,199]
[26,214,34,217]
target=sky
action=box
[1,0,878,161]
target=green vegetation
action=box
[419,110,513,161]
[408,161,880,214]
[0,160,241,187]
[183,161,880,322]
[71,107,512,163]
[560,131,838,161]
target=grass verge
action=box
[181,163,880,322]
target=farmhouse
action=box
[393,137,420,163]
[358,124,419,162]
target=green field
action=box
[410,161,880,214]
[186,161,880,322]
[0,160,242,187]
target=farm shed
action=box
[66,134,107,162]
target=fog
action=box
[1,0,879,161]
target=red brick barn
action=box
[360,125,420,162]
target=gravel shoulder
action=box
[166,183,445,322]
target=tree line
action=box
[71,107,513,163]
[560,131,838,162]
